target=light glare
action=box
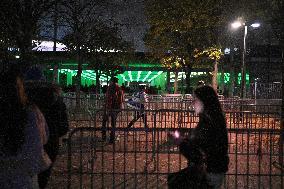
[174,130,180,138]
[231,21,242,29]
[251,23,260,28]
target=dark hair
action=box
[110,77,118,83]
[194,85,222,113]
[139,85,146,90]
[0,66,28,155]
[24,66,45,81]
[194,85,225,127]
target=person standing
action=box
[188,85,229,189]
[102,77,124,144]
[24,67,69,189]
[126,85,148,128]
[0,67,50,189]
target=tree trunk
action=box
[95,70,101,94]
[166,71,171,93]
[174,71,178,94]
[229,47,235,97]
[212,60,218,91]
[75,48,82,109]
[53,64,59,84]
[52,2,58,84]
[280,48,284,169]
[220,62,224,94]
[185,65,192,94]
[18,35,33,69]
[53,1,58,52]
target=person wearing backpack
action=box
[102,77,124,144]
[24,67,69,189]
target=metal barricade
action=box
[63,109,283,189]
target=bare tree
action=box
[0,0,56,67]
[61,0,133,106]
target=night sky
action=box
[42,0,148,52]
[108,0,148,52]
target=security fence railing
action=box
[65,109,284,189]
[249,82,282,99]
[63,95,282,114]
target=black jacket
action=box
[25,81,69,161]
[192,113,229,173]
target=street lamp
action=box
[231,20,260,99]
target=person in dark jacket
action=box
[24,67,69,189]
[102,77,124,144]
[184,85,229,189]
[168,140,209,189]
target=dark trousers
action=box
[38,166,52,189]
[127,110,147,128]
[102,110,119,142]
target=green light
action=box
[120,74,128,82]
[148,71,163,82]
[137,71,142,82]
[246,74,249,82]
[142,71,152,82]
[237,73,241,85]
[128,71,133,82]
[237,73,249,85]
[224,73,230,84]
[128,62,162,68]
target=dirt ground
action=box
[46,111,283,189]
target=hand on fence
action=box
[167,130,183,145]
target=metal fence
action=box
[63,94,282,114]
[65,108,284,189]
[249,82,282,99]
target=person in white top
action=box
[0,66,50,189]
[126,85,148,128]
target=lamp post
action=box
[241,25,247,99]
[231,21,260,99]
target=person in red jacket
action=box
[102,77,124,144]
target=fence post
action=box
[280,51,284,187]
[67,132,72,189]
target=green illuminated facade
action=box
[45,67,250,90]
[43,60,250,94]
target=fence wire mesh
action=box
[60,106,284,189]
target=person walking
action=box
[188,85,229,188]
[0,67,50,189]
[168,141,208,188]
[24,67,69,189]
[126,85,148,128]
[171,85,229,188]
[102,77,124,144]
